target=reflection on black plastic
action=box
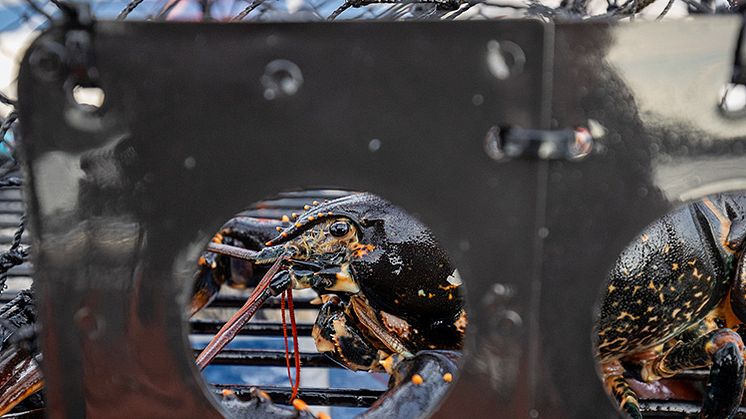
[484,125,593,162]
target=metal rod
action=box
[206,295,318,310]
[211,384,384,407]
[190,320,314,337]
[640,400,746,417]
[192,348,341,368]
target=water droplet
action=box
[529,409,540,418]
[537,227,549,238]
[74,307,105,340]
[184,156,196,169]
[368,138,382,152]
[472,94,484,106]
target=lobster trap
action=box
[13,8,746,419]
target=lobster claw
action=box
[0,290,42,415]
[191,243,291,316]
[0,345,43,416]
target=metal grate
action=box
[194,296,387,409]
[193,298,387,409]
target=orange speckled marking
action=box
[443,373,453,382]
[411,374,424,385]
[293,399,309,411]
[221,389,235,397]
[351,243,376,258]
[318,413,332,419]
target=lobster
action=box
[0,291,43,416]
[0,190,465,416]
[595,191,746,418]
[192,190,466,416]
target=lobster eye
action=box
[329,221,351,238]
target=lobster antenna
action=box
[195,256,286,369]
[280,289,302,401]
[288,288,301,400]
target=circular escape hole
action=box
[593,191,746,418]
[188,189,467,418]
[71,84,105,109]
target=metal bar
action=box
[192,348,341,368]
[211,384,384,407]
[190,320,314,337]
[206,295,318,310]
[640,400,746,417]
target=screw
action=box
[486,40,525,81]
[484,125,506,161]
[29,41,68,82]
[261,59,304,100]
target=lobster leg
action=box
[601,361,642,419]
[190,217,286,316]
[360,350,460,419]
[646,329,745,419]
[0,347,43,416]
[349,296,413,358]
[191,249,230,316]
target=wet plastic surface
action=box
[16,17,746,419]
